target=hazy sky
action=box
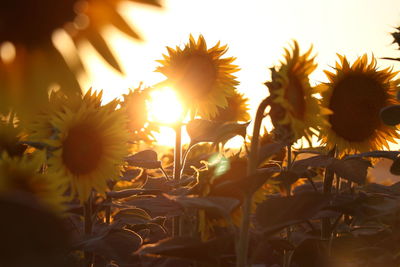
[79,0,400,145]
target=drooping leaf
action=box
[166,195,240,220]
[292,155,371,185]
[107,188,162,199]
[81,229,142,263]
[137,235,234,263]
[126,150,162,169]
[329,158,371,184]
[346,151,400,160]
[113,208,152,225]
[122,195,183,217]
[186,119,249,146]
[255,192,330,235]
[257,142,286,165]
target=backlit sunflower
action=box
[25,89,103,142]
[195,156,270,240]
[319,54,400,153]
[211,90,251,122]
[265,41,330,144]
[156,35,240,119]
[0,0,161,117]
[120,86,158,144]
[0,152,65,212]
[46,100,129,202]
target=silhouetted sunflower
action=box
[211,90,251,122]
[46,100,129,202]
[0,152,65,212]
[120,86,158,144]
[319,54,400,153]
[0,0,161,116]
[156,35,240,119]
[265,41,330,144]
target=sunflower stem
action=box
[237,98,270,267]
[105,195,111,224]
[322,146,336,241]
[173,123,182,237]
[84,193,93,267]
[283,145,293,267]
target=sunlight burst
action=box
[148,87,184,125]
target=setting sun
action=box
[148,87,184,125]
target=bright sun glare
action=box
[148,87,184,125]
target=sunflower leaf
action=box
[291,155,371,185]
[81,229,142,263]
[137,235,234,263]
[165,195,240,220]
[255,192,330,235]
[126,150,162,169]
[113,208,152,226]
[186,119,249,146]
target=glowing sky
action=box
[79,0,400,145]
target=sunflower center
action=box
[62,123,103,175]
[0,0,78,47]
[329,74,386,142]
[176,54,217,99]
[284,74,306,120]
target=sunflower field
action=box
[2,1,400,267]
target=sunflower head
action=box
[265,41,329,144]
[211,90,251,122]
[120,86,158,144]
[156,34,240,119]
[46,97,129,203]
[319,54,400,153]
[0,152,65,212]
[26,89,104,142]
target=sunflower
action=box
[120,86,158,144]
[25,89,103,142]
[0,152,65,212]
[211,90,251,122]
[46,100,129,202]
[0,0,161,117]
[265,41,329,144]
[156,35,240,119]
[319,54,400,153]
[195,156,269,240]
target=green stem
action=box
[84,194,93,267]
[322,146,336,241]
[173,123,182,237]
[105,195,111,224]
[237,98,270,267]
[283,145,293,267]
[174,123,182,181]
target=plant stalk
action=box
[84,194,93,267]
[236,98,270,267]
[321,146,336,240]
[173,123,182,237]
